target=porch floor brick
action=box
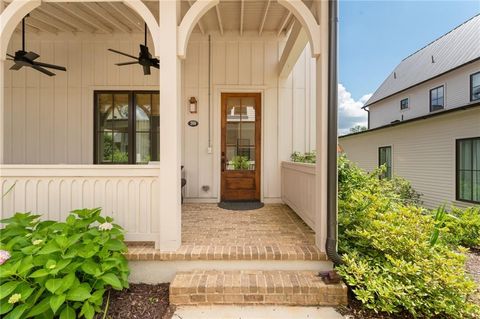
[169,270,348,306]
[125,204,327,261]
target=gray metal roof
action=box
[365,13,480,107]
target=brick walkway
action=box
[126,204,326,261]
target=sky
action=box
[338,0,480,134]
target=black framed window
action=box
[456,137,480,203]
[471,72,480,102]
[94,91,160,164]
[378,146,392,179]
[400,98,409,110]
[429,86,444,112]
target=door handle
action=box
[221,152,226,172]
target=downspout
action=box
[326,0,343,266]
[364,106,370,129]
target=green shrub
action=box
[290,151,316,163]
[0,208,129,319]
[443,206,480,248]
[337,157,480,318]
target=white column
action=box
[158,0,182,251]
[314,0,329,252]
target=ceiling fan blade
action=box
[115,61,139,66]
[10,63,23,71]
[31,65,56,76]
[24,51,39,61]
[7,53,15,59]
[33,61,66,71]
[108,49,138,60]
[143,64,151,75]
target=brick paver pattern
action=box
[126,204,327,261]
[170,270,348,306]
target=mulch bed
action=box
[97,283,175,319]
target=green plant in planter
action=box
[290,151,316,163]
[230,156,250,170]
[0,208,129,319]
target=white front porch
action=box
[0,0,331,255]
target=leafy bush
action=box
[337,156,479,318]
[0,208,129,319]
[290,151,316,163]
[443,206,480,248]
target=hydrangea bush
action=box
[0,208,129,319]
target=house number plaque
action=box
[188,120,199,127]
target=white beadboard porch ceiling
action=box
[5,0,313,36]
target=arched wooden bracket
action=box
[178,0,219,59]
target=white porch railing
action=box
[0,165,160,242]
[281,161,316,229]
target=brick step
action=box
[169,270,347,306]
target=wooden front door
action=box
[221,93,261,201]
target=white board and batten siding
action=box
[183,33,316,202]
[369,60,480,128]
[1,165,160,242]
[340,107,480,209]
[3,32,316,203]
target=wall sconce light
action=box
[189,97,198,114]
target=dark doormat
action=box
[218,201,265,211]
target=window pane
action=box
[473,73,480,87]
[379,146,392,179]
[473,139,480,170]
[97,132,113,163]
[136,132,150,163]
[225,97,256,171]
[459,140,472,170]
[457,138,480,202]
[474,171,480,202]
[112,132,129,163]
[459,171,472,201]
[136,94,151,131]
[97,94,114,131]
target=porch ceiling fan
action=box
[7,16,67,77]
[108,23,159,75]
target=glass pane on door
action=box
[225,97,255,171]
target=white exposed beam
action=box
[104,2,143,32]
[82,2,131,33]
[258,0,271,35]
[215,4,223,36]
[240,0,244,36]
[277,21,308,78]
[277,11,291,36]
[27,17,59,34]
[186,0,205,35]
[29,10,77,33]
[38,4,96,33]
[61,3,113,34]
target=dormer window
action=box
[429,86,444,112]
[400,98,409,110]
[471,72,480,101]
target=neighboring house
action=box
[0,0,347,307]
[340,14,480,209]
